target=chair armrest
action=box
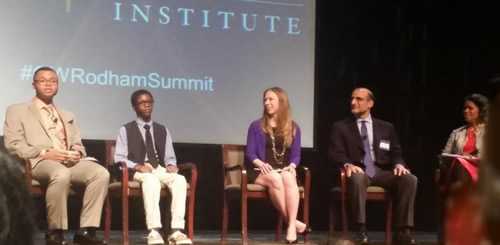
[435,169,441,185]
[178,162,198,186]
[296,165,311,185]
[178,162,196,176]
[436,154,449,189]
[118,162,130,195]
[178,162,196,171]
[23,159,32,189]
[339,167,347,193]
[117,162,128,178]
[240,169,249,193]
[437,154,446,167]
[297,165,311,202]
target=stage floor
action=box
[33,230,438,245]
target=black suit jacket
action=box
[329,116,405,171]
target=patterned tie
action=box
[44,106,58,124]
[360,120,375,177]
[43,105,66,150]
[143,124,159,168]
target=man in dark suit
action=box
[329,88,417,245]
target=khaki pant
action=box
[133,166,187,230]
[32,159,110,230]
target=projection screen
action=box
[0,0,316,147]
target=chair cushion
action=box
[247,184,266,191]
[31,180,79,195]
[224,184,266,191]
[330,186,386,193]
[366,186,386,193]
[225,184,305,193]
[108,181,191,192]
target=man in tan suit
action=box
[3,66,109,245]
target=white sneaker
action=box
[168,231,192,245]
[147,229,165,245]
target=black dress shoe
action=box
[354,231,369,245]
[45,231,68,245]
[73,229,107,245]
[394,232,417,245]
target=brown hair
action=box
[260,87,295,146]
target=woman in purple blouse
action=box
[245,87,309,244]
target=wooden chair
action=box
[329,168,393,245]
[220,144,311,244]
[435,155,453,244]
[23,159,44,196]
[436,155,450,193]
[103,140,198,245]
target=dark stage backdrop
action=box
[2,0,500,233]
[314,0,498,232]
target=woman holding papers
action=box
[442,93,489,185]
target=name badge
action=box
[379,140,390,151]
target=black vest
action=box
[124,121,167,167]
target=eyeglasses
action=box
[136,100,154,106]
[35,80,58,85]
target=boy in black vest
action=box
[114,89,192,245]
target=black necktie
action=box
[143,124,159,168]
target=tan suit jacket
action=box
[3,100,87,168]
[3,99,109,230]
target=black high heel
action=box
[285,239,298,244]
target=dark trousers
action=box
[347,170,418,228]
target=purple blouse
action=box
[245,119,301,168]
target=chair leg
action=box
[385,200,393,245]
[241,194,248,244]
[122,196,129,245]
[302,196,310,242]
[329,198,335,237]
[341,196,348,234]
[187,190,195,240]
[104,196,112,243]
[221,194,229,241]
[437,191,445,245]
[275,215,283,241]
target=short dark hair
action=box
[130,89,154,107]
[0,151,36,245]
[33,66,57,81]
[464,93,489,123]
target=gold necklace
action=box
[270,133,286,165]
